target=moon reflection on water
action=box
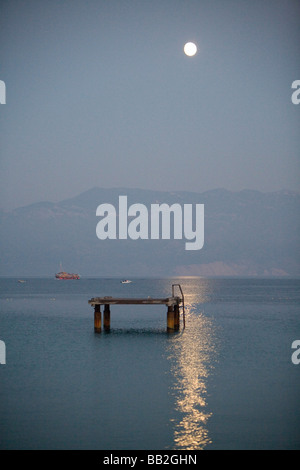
[166,294,218,450]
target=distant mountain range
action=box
[0,187,299,277]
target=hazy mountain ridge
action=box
[0,187,299,277]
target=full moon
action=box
[184,42,197,57]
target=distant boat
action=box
[55,271,80,280]
[55,262,80,280]
[18,280,26,283]
[121,279,132,284]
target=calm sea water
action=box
[0,277,299,450]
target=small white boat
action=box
[121,280,132,284]
[18,280,26,283]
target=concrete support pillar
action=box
[167,305,175,331]
[94,304,101,333]
[104,304,111,331]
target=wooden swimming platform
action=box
[88,284,185,333]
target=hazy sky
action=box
[0,0,299,209]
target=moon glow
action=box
[184,42,197,57]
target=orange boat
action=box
[55,264,80,279]
[55,271,80,279]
